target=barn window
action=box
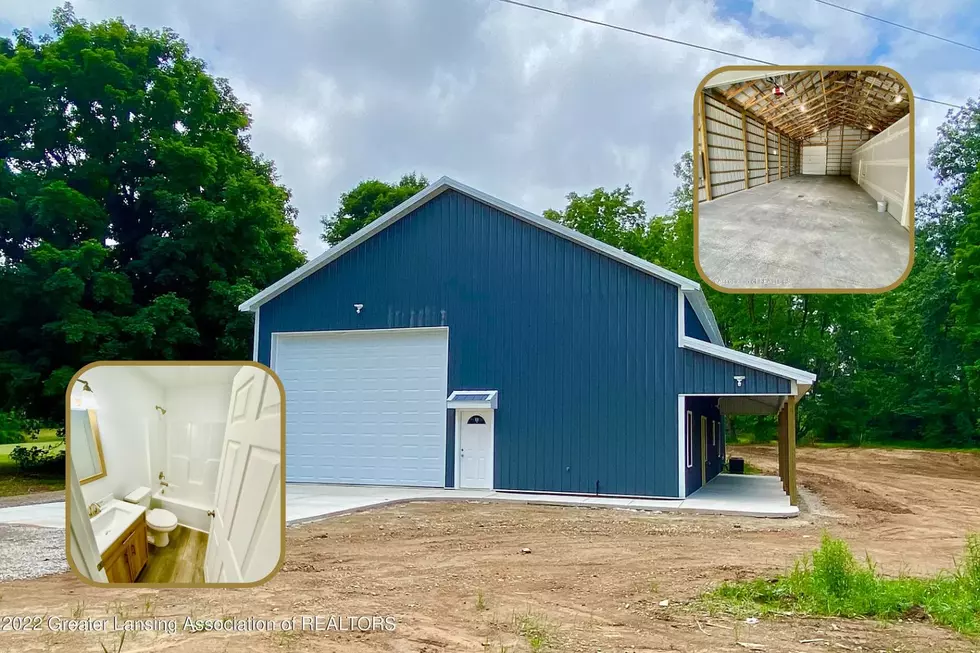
[685,411,693,468]
[467,415,486,425]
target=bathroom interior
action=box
[68,364,283,585]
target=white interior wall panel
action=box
[704,95,746,198]
[746,117,767,188]
[851,114,911,228]
[703,95,800,200]
[836,127,869,176]
[767,130,780,182]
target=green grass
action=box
[704,533,980,636]
[514,611,561,652]
[0,429,65,496]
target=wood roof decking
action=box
[706,69,909,142]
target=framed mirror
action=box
[70,409,106,484]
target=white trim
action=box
[677,396,686,498]
[239,177,724,344]
[677,287,685,346]
[680,335,816,393]
[683,392,788,397]
[252,307,260,361]
[685,410,694,469]
[270,326,450,372]
[454,409,495,490]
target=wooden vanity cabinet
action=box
[101,513,149,583]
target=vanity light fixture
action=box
[72,378,100,411]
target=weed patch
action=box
[704,533,980,635]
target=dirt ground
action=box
[1,446,978,653]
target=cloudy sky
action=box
[2,0,978,256]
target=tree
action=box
[320,173,428,245]
[0,5,305,420]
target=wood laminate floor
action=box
[136,526,207,584]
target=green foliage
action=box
[320,173,428,245]
[8,443,65,474]
[0,6,305,420]
[0,410,41,444]
[707,533,980,635]
[542,94,980,448]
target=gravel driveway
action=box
[0,523,67,581]
[0,491,68,582]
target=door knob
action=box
[207,509,215,517]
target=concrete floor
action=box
[698,175,910,289]
[286,474,798,523]
[0,473,797,533]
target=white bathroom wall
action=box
[76,367,162,505]
[161,382,233,507]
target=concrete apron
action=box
[0,473,797,530]
[285,474,798,525]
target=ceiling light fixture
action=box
[893,94,902,103]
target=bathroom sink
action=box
[91,500,145,554]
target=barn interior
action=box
[695,68,912,290]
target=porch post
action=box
[787,396,798,506]
[777,401,788,494]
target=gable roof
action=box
[239,176,724,345]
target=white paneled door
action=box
[801,145,827,175]
[204,366,282,583]
[274,328,449,487]
[458,411,493,489]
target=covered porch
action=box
[716,393,799,506]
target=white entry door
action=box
[204,366,282,584]
[458,411,493,489]
[801,145,827,175]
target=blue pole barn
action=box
[241,178,815,501]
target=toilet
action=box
[123,486,178,547]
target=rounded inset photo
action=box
[65,362,284,587]
[693,65,913,291]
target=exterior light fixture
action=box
[893,94,902,103]
[772,84,785,98]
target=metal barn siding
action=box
[684,396,722,495]
[680,349,791,395]
[257,188,796,498]
[684,299,711,342]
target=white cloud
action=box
[2,0,977,255]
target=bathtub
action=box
[151,488,212,533]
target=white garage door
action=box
[801,145,827,175]
[274,328,449,487]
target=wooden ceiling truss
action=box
[706,69,909,143]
